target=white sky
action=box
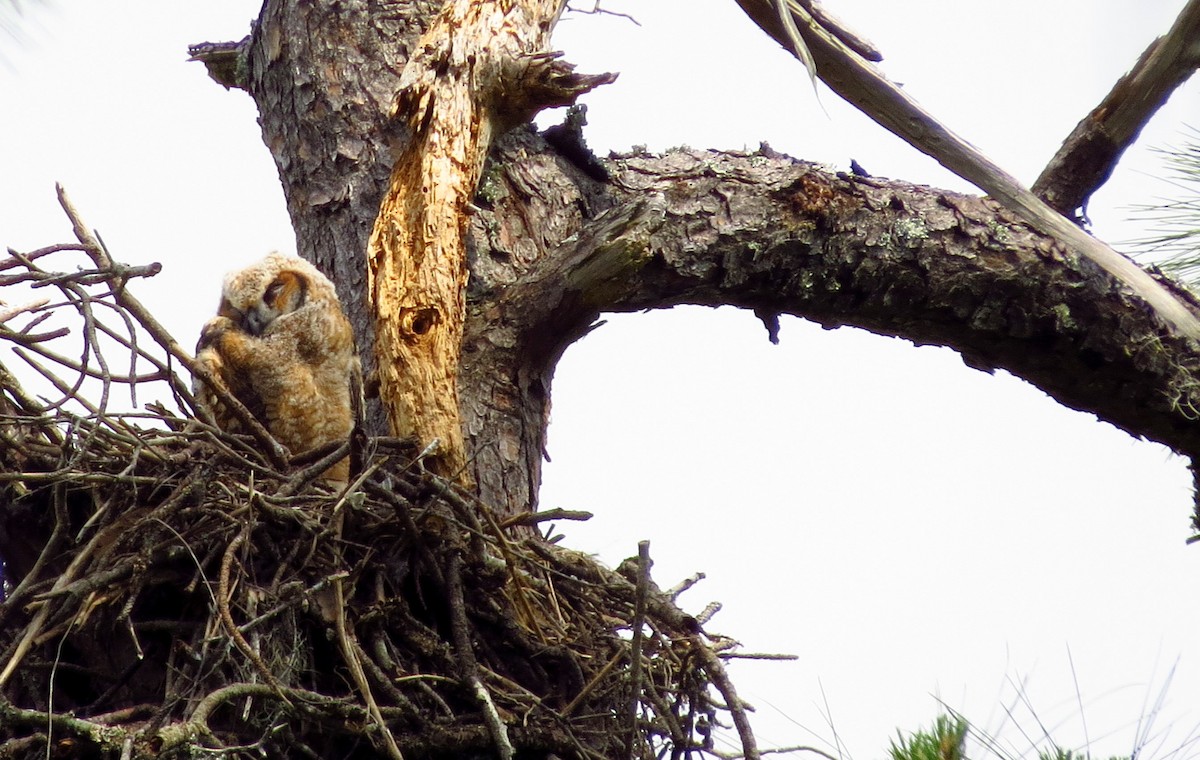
[2,2,1200,759]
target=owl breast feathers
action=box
[193,252,360,483]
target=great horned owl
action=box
[193,252,360,483]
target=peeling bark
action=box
[201,0,1200,520]
[465,133,1200,517]
[366,0,611,477]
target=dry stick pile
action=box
[0,190,792,759]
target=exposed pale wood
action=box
[1032,0,1200,218]
[734,0,1200,341]
[213,0,1200,524]
[366,0,611,477]
[243,0,427,438]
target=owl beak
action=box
[246,310,271,336]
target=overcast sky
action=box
[3,2,1200,758]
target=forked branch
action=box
[734,0,1200,340]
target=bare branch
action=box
[497,144,1200,467]
[53,184,289,470]
[1033,0,1200,218]
[733,0,1200,340]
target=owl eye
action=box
[264,278,285,304]
[263,271,307,313]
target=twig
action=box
[0,695,128,749]
[447,553,514,760]
[696,601,723,624]
[14,338,167,386]
[565,1,642,26]
[216,526,292,703]
[329,505,406,760]
[237,575,344,634]
[0,243,88,271]
[349,636,422,717]
[0,470,162,486]
[561,650,624,718]
[30,561,135,606]
[0,322,68,345]
[640,679,689,749]
[89,704,157,725]
[54,184,289,470]
[499,507,593,529]
[696,642,760,760]
[665,572,706,600]
[279,439,354,496]
[624,540,651,759]
[0,296,50,324]
[161,682,364,751]
[0,361,62,443]
[475,495,549,643]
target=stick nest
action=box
[0,190,778,760]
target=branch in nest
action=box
[216,527,292,702]
[0,296,49,324]
[0,695,132,751]
[499,507,593,530]
[0,220,772,756]
[696,644,761,760]
[447,552,515,760]
[624,540,651,758]
[53,184,289,470]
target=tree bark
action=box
[466,133,1200,518]
[733,0,1200,341]
[365,0,611,478]
[227,0,1200,520]
[1032,0,1200,219]
[7,2,1200,757]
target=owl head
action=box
[216,252,340,336]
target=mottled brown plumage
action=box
[194,253,360,483]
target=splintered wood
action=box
[367,0,567,479]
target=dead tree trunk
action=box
[235,0,615,508]
[5,2,1200,757]
[198,0,1200,519]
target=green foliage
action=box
[1130,126,1200,286]
[888,714,1134,760]
[889,714,970,760]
